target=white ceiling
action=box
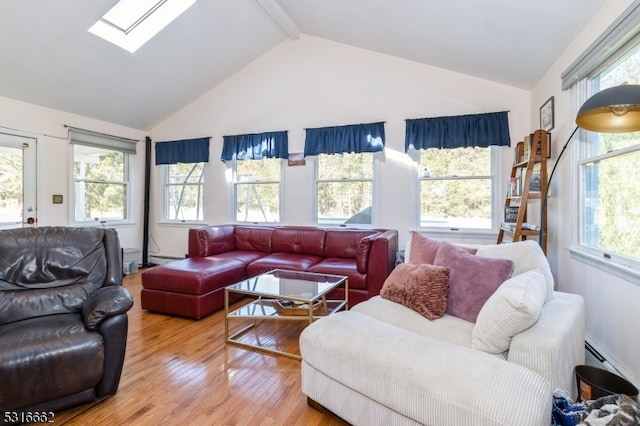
[0,0,608,130]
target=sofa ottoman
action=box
[141,257,246,319]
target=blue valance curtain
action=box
[220,131,288,162]
[405,111,510,151]
[155,137,210,164]
[304,122,385,156]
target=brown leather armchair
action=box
[0,227,133,417]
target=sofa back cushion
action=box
[474,240,554,302]
[272,227,326,256]
[0,227,108,325]
[188,225,236,257]
[324,229,377,259]
[235,226,273,253]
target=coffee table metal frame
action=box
[224,269,348,360]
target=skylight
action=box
[89,0,196,53]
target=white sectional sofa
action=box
[300,240,585,426]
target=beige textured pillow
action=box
[471,269,547,354]
[380,263,449,320]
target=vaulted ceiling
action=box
[0,0,607,130]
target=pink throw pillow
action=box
[408,232,477,264]
[433,242,514,323]
[380,263,450,320]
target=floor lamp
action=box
[540,84,640,247]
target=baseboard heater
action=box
[586,341,620,375]
[148,255,183,265]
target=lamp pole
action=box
[539,126,579,248]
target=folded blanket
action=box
[553,392,640,426]
[580,394,640,426]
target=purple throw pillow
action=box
[433,242,514,323]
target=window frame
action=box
[162,162,206,224]
[71,143,132,225]
[313,152,378,227]
[566,3,640,282]
[410,146,502,235]
[229,158,284,224]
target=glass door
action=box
[0,133,37,229]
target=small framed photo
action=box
[52,194,63,204]
[287,153,305,166]
[540,96,555,131]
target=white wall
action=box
[149,34,530,257]
[0,95,147,251]
[531,0,640,387]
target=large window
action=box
[579,42,640,266]
[233,158,281,223]
[316,152,373,225]
[164,162,204,222]
[70,128,136,224]
[73,144,129,223]
[418,147,494,230]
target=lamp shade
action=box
[576,84,640,133]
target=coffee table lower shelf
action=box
[225,298,347,360]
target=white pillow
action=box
[471,268,546,355]
[475,240,554,302]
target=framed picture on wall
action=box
[540,96,555,131]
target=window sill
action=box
[568,247,640,286]
[73,221,135,228]
[158,220,207,227]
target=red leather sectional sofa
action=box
[141,225,398,319]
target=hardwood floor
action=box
[51,272,348,425]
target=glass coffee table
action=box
[224,269,348,359]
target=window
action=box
[164,162,204,222]
[0,134,36,229]
[70,128,136,224]
[89,0,196,53]
[418,147,494,230]
[316,152,374,225]
[155,137,210,223]
[405,112,509,232]
[233,158,281,223]
[578,43,640,266]
[73,144,129,223]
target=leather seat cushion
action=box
[0,314,104,409]
[246,253,323,276]
[141,257,246,295]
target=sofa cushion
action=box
[271,227,326,256]
[323,229,376,258]
[434,242,514,323]
[189,225,236,257]
[380,263,449,320]
[0,227,108,325]
[246,253,323,276]
[352,295,475,347]
[207,250,267,265]
[235,226,273,253]
[0,314,104,409]
[308,258,366,290]
[472,269,546,354]
[141,257,246,295]
[407,232,477,264]
[474,240,554,302]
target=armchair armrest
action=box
[82,286,134,330]
[508,291,585,395]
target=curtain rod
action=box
[64,124,140,143]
